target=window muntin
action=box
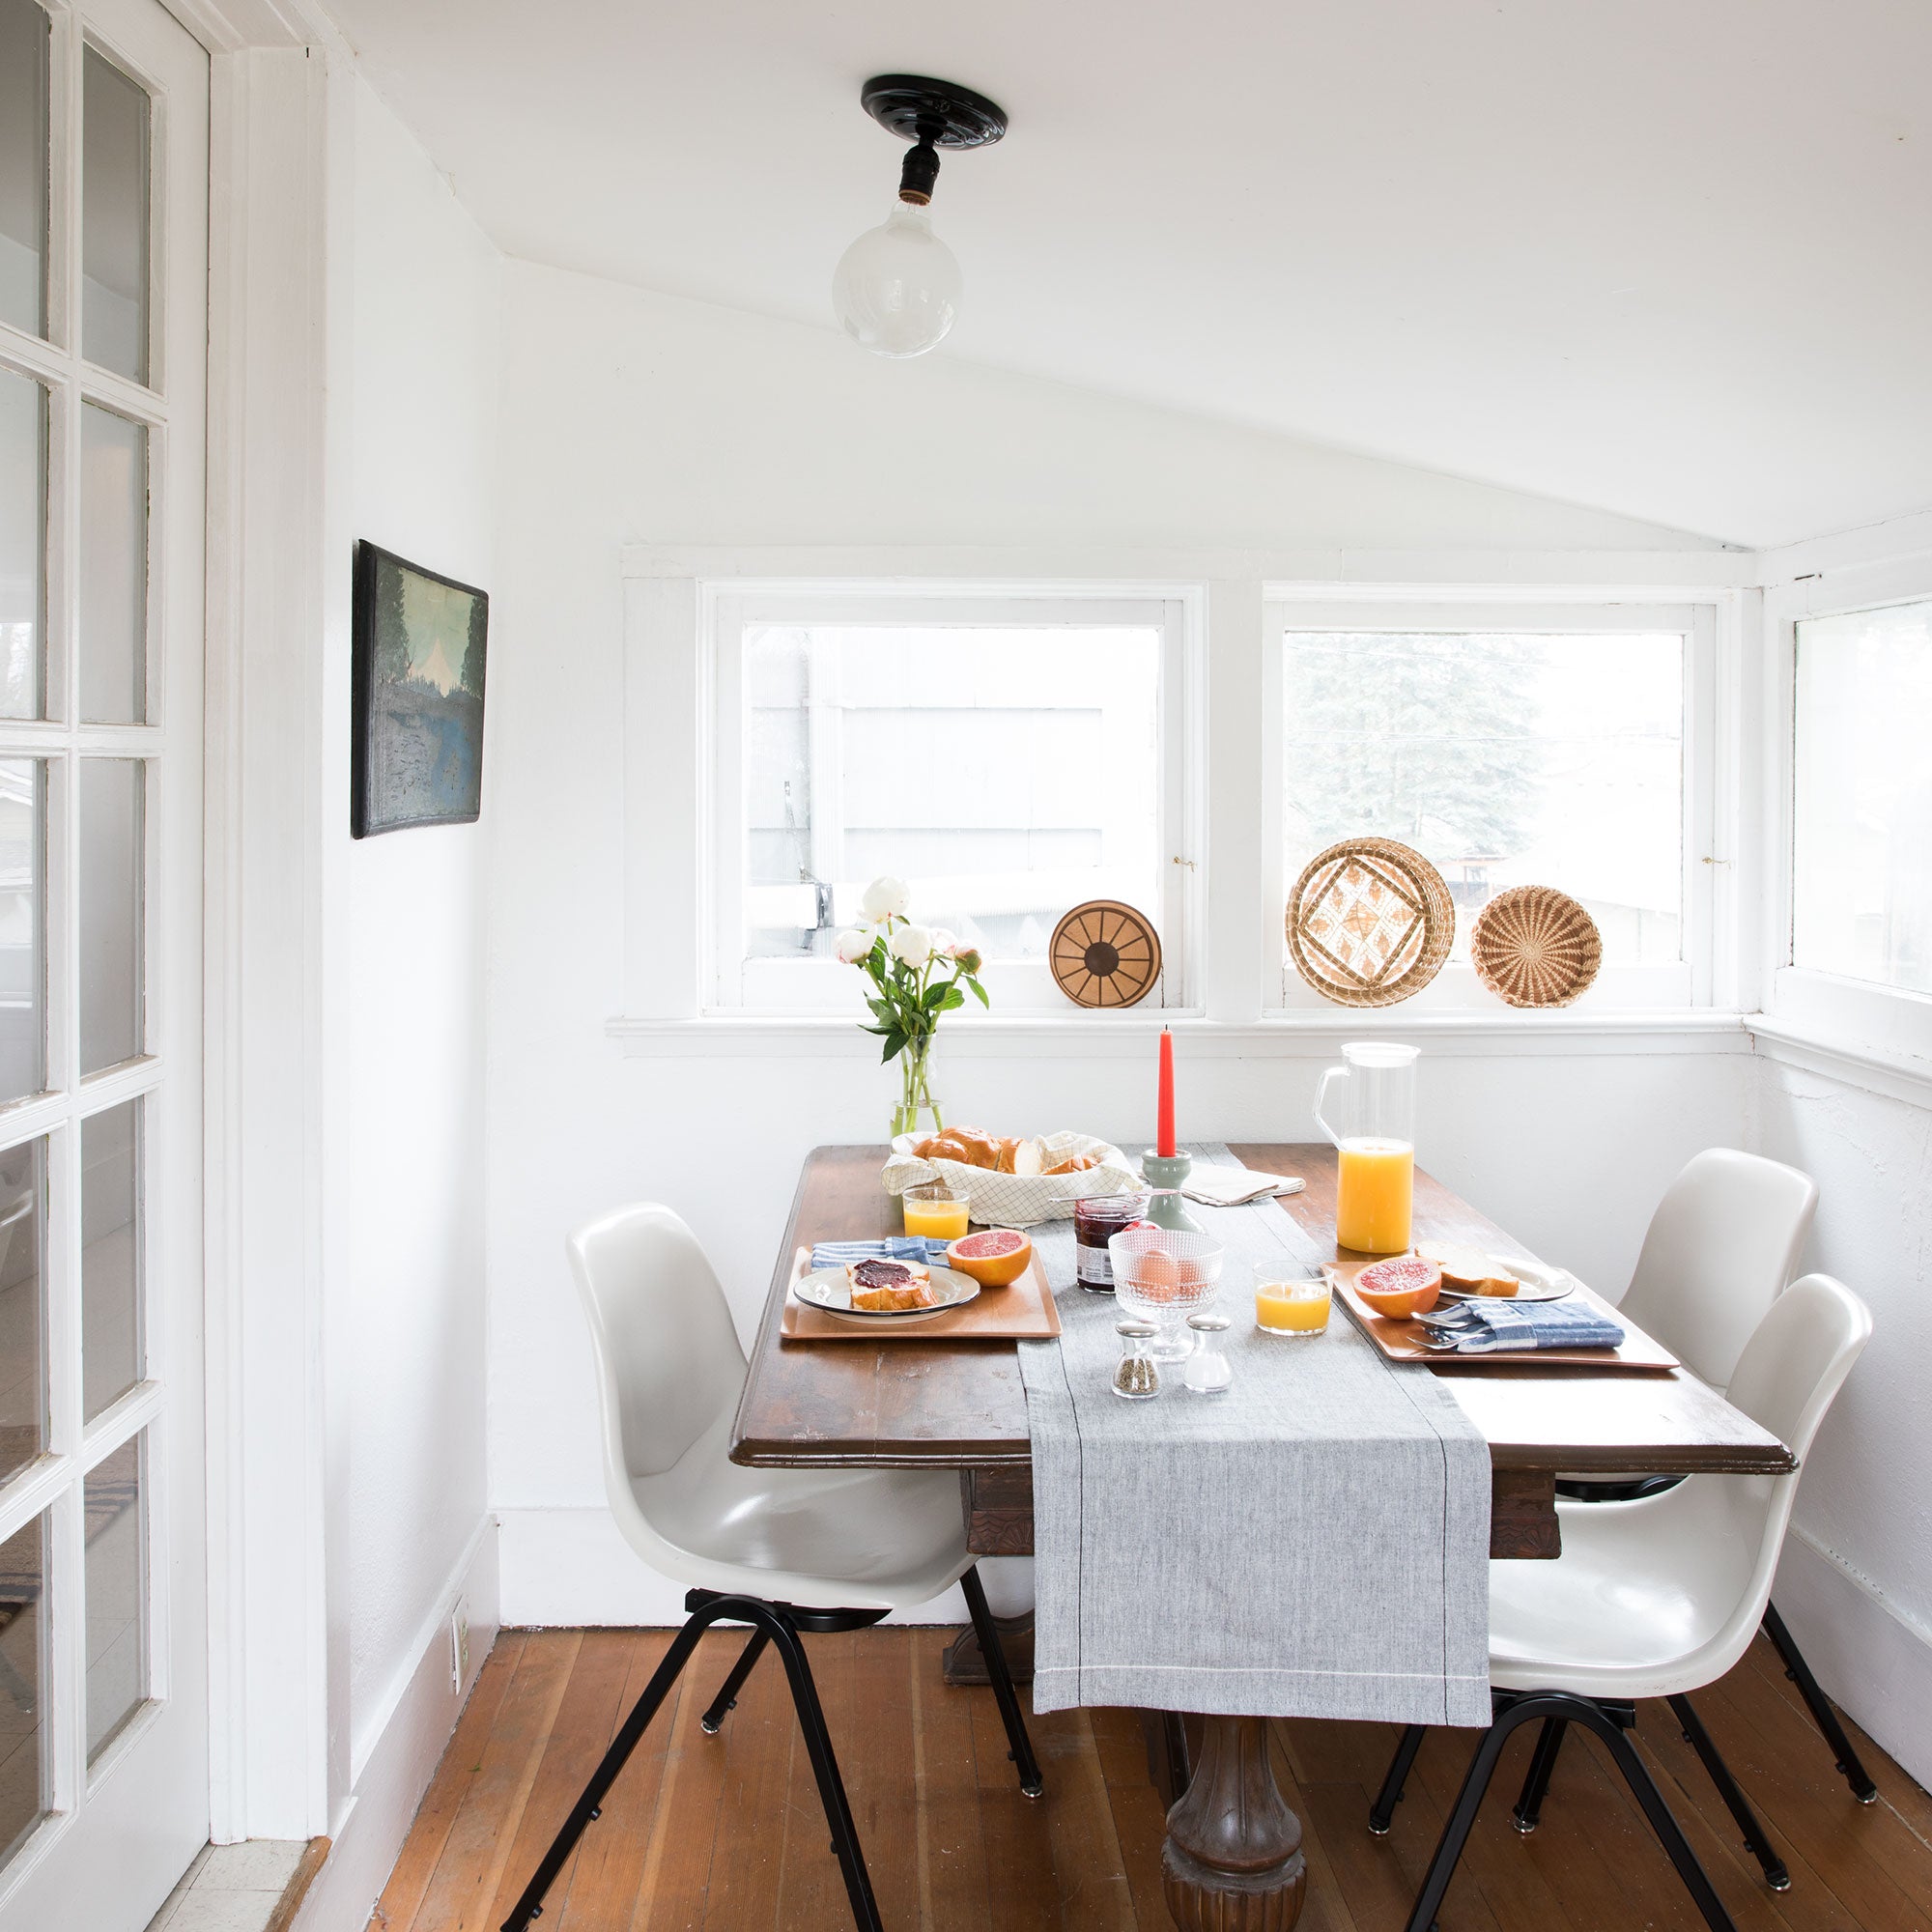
[1281,628,1687,989]
[1793,597,1932,997]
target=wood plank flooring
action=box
[371,1628,1932,1932]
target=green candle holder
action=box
[1141,1151,1202,1233]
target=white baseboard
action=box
[1773,1524,1932,1792]
[496,1506,1038,1630]
[292,1519,500,1932]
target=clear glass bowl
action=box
[1108,1226,1225,1361]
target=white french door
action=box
[0,0,208,1924]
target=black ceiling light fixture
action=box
[832,73,1009,358]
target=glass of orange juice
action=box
[1256,1276,1331,1336]
[902,1183,971,1241]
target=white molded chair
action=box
[1561,1150,1875,1804]
[1372,1273,1871,1932]
[501,1205,1041,1932]
[1614,1148,1818,1391]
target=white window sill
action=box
[607,1009,1750,1059]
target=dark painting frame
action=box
[351,540,489,838]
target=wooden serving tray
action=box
[1325,1261,1679,1374]
[780,1246,1064,1344]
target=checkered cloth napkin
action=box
[1418,1298,1625,1352]
[807,1236,952,1272]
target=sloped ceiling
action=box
[327,0,1932,549]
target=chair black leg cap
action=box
[1020,1777,1044,1800]
[1513,1814,1538,1835]
[1768,1870,1792,1891]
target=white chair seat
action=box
[1489,1481,1768,1700]
[624,1413,971,1610]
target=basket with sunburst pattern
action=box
[1469,885,1603,1008]
[1285,838,1456,1008]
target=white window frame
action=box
[1762,558,1932,1060]
[1261,593,1721,1012]
[698,581,1205,1015]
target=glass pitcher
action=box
[1313,1042,1418,1254]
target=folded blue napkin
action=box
[809,1236,952,1272]
[1418,1296,1626,1353]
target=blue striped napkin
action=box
[1418,1297,1626,1353]
[808,1236,952,1272]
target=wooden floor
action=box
[372,1626,1932,1932]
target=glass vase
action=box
[892,1034,944,1141]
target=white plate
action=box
[794,1264,981,1325]
[1432,1257,1576,1304]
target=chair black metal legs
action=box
[1368,1723,1428,1834]
[1391,1692,1739,1932]
[1511,1717,1567,1833]
[498,1572,1044,1932]
[497,1592,892,1932]
[700,1626,771,1734]
[1763,1601,1879,1803]
[961,1565,1044,1797]
[1669,1694,1789,1889]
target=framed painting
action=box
[351,540,489,837]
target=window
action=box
[1273,607,1705,1007]
[1792,596,1932,997]
[711,592,1195,1009]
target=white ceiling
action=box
[328,0,1932,548]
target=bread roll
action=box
[1415,1241,1523,1297]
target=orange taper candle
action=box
[1156,1027,1176,1157]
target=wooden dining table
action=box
[730,1143,1796,1931]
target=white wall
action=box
[321,66,497,1829]
[485,260,1747,1623]
[1749,1054,1932,1784]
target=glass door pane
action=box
[0,759,43,1103]
[80,47,149,384]
[83,1436,143,1762]
[79,759,142,1074]
[0,368,43,720]
[0,0,49,338]
[0,1139,43,1487]
[79,405,146,724]
[80,1102,138,1420]
[0,1509,48,1861]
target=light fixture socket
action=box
[860,73,1008,208]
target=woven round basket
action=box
[1285,838,1456,1008]
[1469,885,1603,1008]
[1050,900,1162,1009]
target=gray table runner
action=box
[1018,1145,1492,1725]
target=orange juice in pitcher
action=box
[1334,1138,1414,1253]
[1315,1044,1419,1254]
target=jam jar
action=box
[1073,1191,1149,1293]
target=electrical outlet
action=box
[449,1602,469,1691]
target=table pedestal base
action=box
[1161,1715,1307,1932]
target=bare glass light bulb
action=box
[832,200,961,358]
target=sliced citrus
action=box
[1353,1253,1442,1318]
[947,1227,1033,1288]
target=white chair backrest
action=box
[1700,1272,1870,1662]
[1618,1149,1817,1389]
[567,1204,749,1485]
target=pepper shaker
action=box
[1112,1318,1161,1400]
[1180,1310,1234,1394]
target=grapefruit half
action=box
[947,1228,1033,1288]
[1353,1254,1442,1318]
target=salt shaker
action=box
[1112,1319,1161,1400]
[1180,1310,1234,1394]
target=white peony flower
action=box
[834,927,874,965]
[890,923,933,968]
[861,876,910,922]
[928,927,957,958]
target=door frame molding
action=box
[170,0,348,1844]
